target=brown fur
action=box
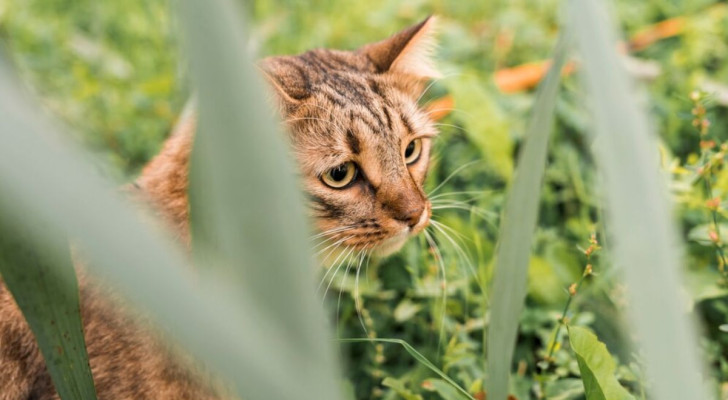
[0,17,439,399]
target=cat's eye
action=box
[322,161,357,189]
[404,138,423,165]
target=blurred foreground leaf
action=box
[568,0,709,399]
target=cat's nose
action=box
[395,205,426,228]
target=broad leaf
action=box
[567,326,633,400]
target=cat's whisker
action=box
[423,107,475,119]
[430,199,494,211]
[431,205,499,230]
[423,229,448,354]
[315,234,355,257]
[430,220,485,293]
[431,204,498,221]
[429,218,472,244]
[310,225,356,241]
[353,249,371,337]
[317,242,355,294]
[432,122,468,134]
[427,160,481,196]
[428,190,492,201]
[364,246,374,288]
[336,249,363,328]
[321,245,357,302]
[311,234,342,252]
[415,72,461,104]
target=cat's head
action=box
[261,17,439,257]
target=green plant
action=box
[0,0,725,399]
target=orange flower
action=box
[706,197,721,211]
[701,140,716,150]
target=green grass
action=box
[1,0,728,399]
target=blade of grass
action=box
[339,338,476,400]
[486,34,569,400]
[0,51,340,400]
[0,219,97,400]
[567,1,709,399]
[179,0,340,380]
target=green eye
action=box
[404,138,423,164]
[322,162,357,188]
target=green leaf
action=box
[382,377,423,400]
[339,338,476,400]
[567,326,634,400]
[687,223,728,245]
[427,378,471,400]
[567,1,710,399]
[445,75,512,181]
[544,378,585,400]
[527,256,566,305]
[394,299,423,322]
[486,32,570,400]
[0,219,97,400]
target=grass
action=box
[1,0,728,399]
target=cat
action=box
[0,16,440,400]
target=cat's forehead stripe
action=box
[346,129,361,154]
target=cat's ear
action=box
[258,56,311,110]
[359,16,440,80]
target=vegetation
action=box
[1,0,727,399]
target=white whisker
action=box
[336,249,361,327]
[315,235,355,257]
[423,229,448,354]
[430,220,485,295]
[416,72,461,104]
[310,225,356,241]
[427,160,481,196]
[429,190,492,201]
[423,107,475,119]
[432,122,468,134]
[317,244,354,294]
[354,249,371,337]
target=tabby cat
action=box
[0,16,440,399]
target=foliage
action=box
[1,0,728,399]
[567,326,633,400]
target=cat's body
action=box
[0,17,439,399]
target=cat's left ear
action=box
[359,16,440,80]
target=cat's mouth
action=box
[374,203,431,257]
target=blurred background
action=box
[1,0,727,398]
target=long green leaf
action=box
[0,219,97,400]
[339,338,476,400]
[0,47,337,400]
[567,1,709,399]
[567,326,634,400]
[486,34,569,400]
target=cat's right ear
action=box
[258,56,311,111]
[359,16,440,80]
